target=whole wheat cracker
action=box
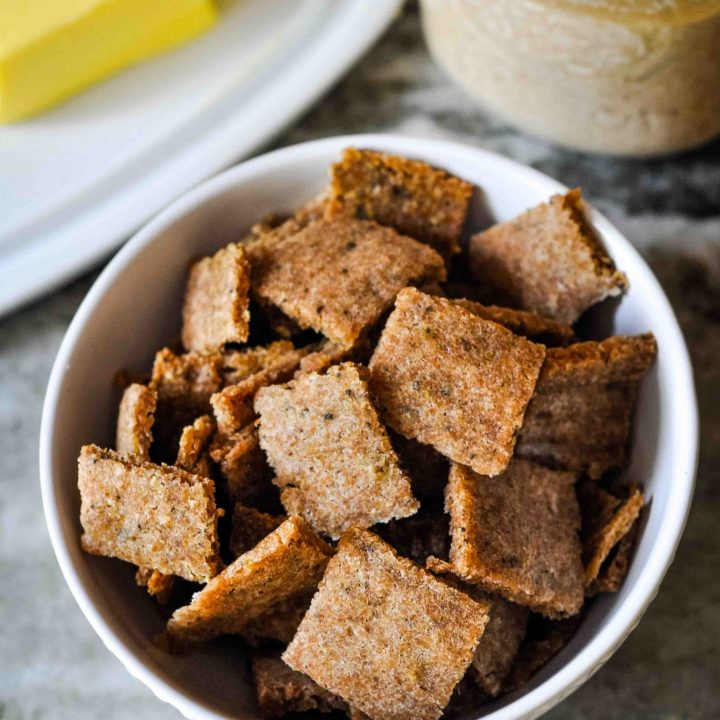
[251,217,446,347]
[436,460,584,618]
[175,415,214,476]
[209,423,279,511]
[577,481,644,587]
[255,363,419,539]
[369,288,545,477]
[326,147,473,259]
[283,528,490,720]
[252,652,348,718]
[469,189,628,323]
[516,334,657,479]
[221,340,297,386]
[115,383,157,462]
[181,243,250,353]
[78,445,222,582]
[165,516,332,646]
[229,504,284,557]
[451,299,575,347]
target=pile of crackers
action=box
[78,148,656,720]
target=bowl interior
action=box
[41,136,696,720]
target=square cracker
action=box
[441,459,584,618]
[78,445,222,582]
[252,652,348,718]
[255,363,419,539]
[251,217,446,347]
[182,243,250,353]
[166,516,332,646]
[115,383,157,461]
[516,334,657,479]
[577,481,644,588]
[283,528,490,720]
[451,299,574,347]
[369,288,545,477]
[469,189,628,323]
[326,147,473,259]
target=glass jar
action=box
[420,0,720,155]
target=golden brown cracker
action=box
[182,243,250,353]
[115,383,156,461]
[255,363,419,539]
[175,415,214,475]
[283,529,489,720]
[369,288,545,477]
[327,147,473,258]
[441,460,584,618]
[517,334,657,479]
[469,190,628,323]
[251,217,446,347]
[78,445,222,582]
[166,516,332,646]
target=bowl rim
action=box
[39,133,699,720]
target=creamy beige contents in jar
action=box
[421,0,720,155]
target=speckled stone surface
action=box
[1,5,718,720]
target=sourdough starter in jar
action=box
[421,0,720,155]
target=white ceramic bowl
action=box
[40,135,698,720]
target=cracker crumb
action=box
[369,288,545,476]
[255,363,419,538]
[175,415,214,475]
[469,189,628,323]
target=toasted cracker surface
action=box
[283,529,489,720]
[251,217,446,346]
[181,243,250,352]
[175,415,214,475]
[209,423,278,510]
[578,481,644,587]
[166,516,332,646]
[255,363,419,538]
[517,334,657,479]
[221,340,297,386]
[115,383,157,461]
[469,190,628,323]
[443,460,584,618]
[326,147,473,259]
[252,652,348,718]
[229,504,284,557]
[369,288,545,476]
[78,445,221,582]
[451,300,575,347]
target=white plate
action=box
[0,0,402,316]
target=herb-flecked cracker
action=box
[252,652,348,719]
[182,243,250,353]
[369,288,545,476]
[283,529,489,720]
[251,217,446,347]
[326,147,473,258]
[255,363,419,538]
[166,516,332,646]
[516,334,657,479]
[115,383,156,461]
[440,460,584,618]
[78,445,222,582]
[469,189,628,323]
[578,481,644,588]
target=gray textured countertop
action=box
[1,6,718,720]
